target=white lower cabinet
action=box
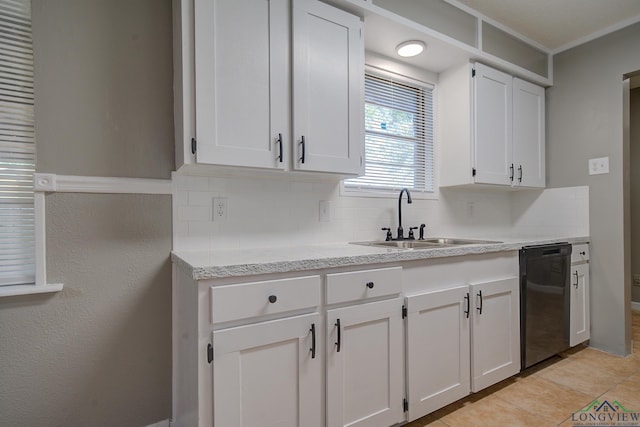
[570,244,590,346]
[405,277,520,421]
[213,313,322,427]
[470,278,521,392]
[326,298,405,427]
[173,254,522,427]
[405,286,470,421]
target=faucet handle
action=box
[419,224,426,240]
[408,227,418,240]
[381,227,392,241]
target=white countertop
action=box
[172,236,589,281]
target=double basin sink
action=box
[351,238,502,250]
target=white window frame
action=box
[341,66,439,200]
[0,0,62,296]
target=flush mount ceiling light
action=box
[396,40,426,58]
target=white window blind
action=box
[0,0,35,286]
[345,72,434,193]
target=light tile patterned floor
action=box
[406,310,640,427]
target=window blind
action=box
[345,73,434,193]
[0,0,35,286]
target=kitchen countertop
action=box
[172,236,589,281]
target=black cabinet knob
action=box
[366,281,374,289]
[580,251,586,256]
[268,295,277,304]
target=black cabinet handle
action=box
[464,292,470,318]
[299,136,305,164]
[366,281,374,289]
[335,318,341,352]
[573,271,579,288]
[310,323,316,359]
[580,251,586,256]
[276,133,283,163]
[268,295,277,304]
[518,165,523,183]
[477,290,483,314]
[509,164,514,182]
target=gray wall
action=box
[547,22,640,355]
[32,0,174,179]
[0,1,174,426]
[632,88,640,303]
[0,194,172,427]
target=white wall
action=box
[173,173,588,252]
[173,174,518,251]
[511,186,589,237]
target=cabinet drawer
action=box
[326,267,402,305]
[572,244,589,263]
[211,275,321,324]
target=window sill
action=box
[0,283,64,298]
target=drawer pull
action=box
[335,318,341,352]
[366,281,375,289]
[580,251,586,256]
[268,295,277,304]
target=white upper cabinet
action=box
[292,0,363,174]
[194,0,289,169]
[473,64,513,186]
[176,0,364,175]
[440,62,545,189]
[513,78,545,187]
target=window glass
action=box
[344,73,434,194]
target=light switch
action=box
[588,157,609,175]
[319,200,331,222]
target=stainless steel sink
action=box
[351,238,502,250]
[420,238,502,245]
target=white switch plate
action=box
[588,157,609,175]
[319,200,331,222]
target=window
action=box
[344,72,434,195]
[0,0,35,286]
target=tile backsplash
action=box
[173,173,589,252]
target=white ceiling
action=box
[454,0,640,52]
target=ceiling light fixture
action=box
[396,40,426,58]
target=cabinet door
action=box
[570,263,590,346]
[513,78,545,188]
[473,63,513,186]
[327,298,404,427]
[194,0,288,169]
[213,313,322,427]
[405,286,470,421]
[470,277,520,392]
[292,0,363,174]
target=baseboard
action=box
[632,301,640,312]
[144,420,171,427]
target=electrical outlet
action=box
[212,197,227,221]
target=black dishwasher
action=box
[519,243,572,369]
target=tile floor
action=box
[406,310,640,427]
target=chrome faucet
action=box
[397,188,412,240]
